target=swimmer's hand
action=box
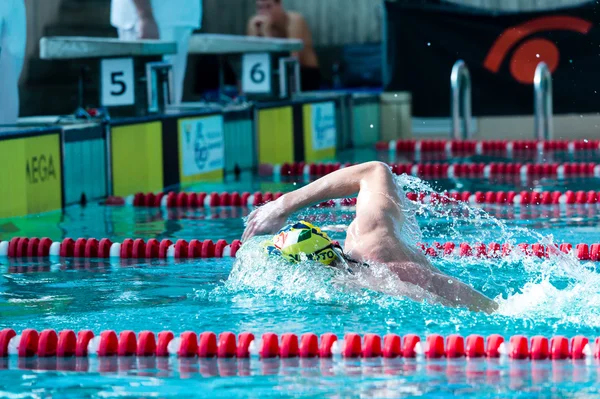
[248,15,272,37]
[242,199,289,242]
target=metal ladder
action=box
[534,62,553,141]
[450,60,472,140]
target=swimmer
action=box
[242,161,499,314]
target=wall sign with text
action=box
[0,133,63,218]
[178,115,225,179]
[310,102,336,151]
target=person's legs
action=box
[160,27,192,104]
[0,0,26,125]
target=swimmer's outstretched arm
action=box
[242,161,391,241]
[390,263,498,314]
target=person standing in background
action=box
[247,0,321,91]
[111,0,202,104]
[0,0,26,126]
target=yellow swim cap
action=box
[263,221,338,265]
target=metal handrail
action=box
[146,61,175,114]
[534,62,553,141]
[450,60,473,140]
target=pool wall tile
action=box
[224,107,255,173]
[63,123,107,205]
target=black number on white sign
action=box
[110,72,127,96]
[250,63,266,84]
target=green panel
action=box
[224,118,255,173]
[352,101,381,147]
[64,138,107,205]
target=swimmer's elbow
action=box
[361,162,396,188]
[364,161,394,179]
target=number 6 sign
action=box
[242,53,272,94]
[101,58,135,106]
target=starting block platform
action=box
[40,36,176,60]
[188,34,302,54]
[188,34,304,101]
[39,36,178,117]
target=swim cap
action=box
[263,221,339,265]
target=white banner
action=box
[179,115,224,177]
[311,102,336,150]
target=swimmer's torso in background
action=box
[110,0,202,30]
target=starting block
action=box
[188,34,304,101]
[40,36,177,117]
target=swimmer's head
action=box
[256,0,285,19]
[263,221,361,273]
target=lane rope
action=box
[376,139,600,155]
[1,238,599,261]
[105,190,600,209]
[0,329,593,361]
[259,162,600,180]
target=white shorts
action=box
[0,0,26,126]
[118,26,192,104]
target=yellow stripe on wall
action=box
[111,122,164,197]
[303,104,336,162]
[0,134,62,218]
[258,107,294,164]
[180,170,223,186]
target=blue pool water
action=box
[2,150,600,397]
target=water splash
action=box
[226,172,600,326]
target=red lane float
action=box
[376,139,600,155]
[0,330,599,360]
[299,333,319,358]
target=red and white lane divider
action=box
[105,190,600,209]
[419,242,600,261]
[410,190,600,206]
[261,162,600,180]
[106,191,285,208]
[0,329,597,361]
[376,139,600,155]
[2,237,599,262]
[106,191,358,209]
[0,238,241,260]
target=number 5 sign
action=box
[242,53,271,94]
[101,58,135,106]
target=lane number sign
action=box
[101,58,135,106]
[242,53,271,94]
